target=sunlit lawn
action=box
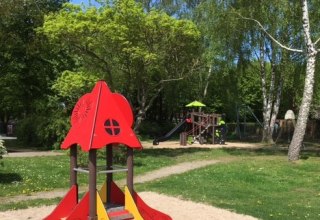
[1,144,320,220]
[137,151,320,220]
[0,147,225,197]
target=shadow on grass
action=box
[221,147,288,156]
[136,145,320,160]
[136,147,211,158]
[0,173,22,184]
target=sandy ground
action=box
[0,141,260,220]
[142,140,265,149]
[0,192,258,220]
[3,151,64,157]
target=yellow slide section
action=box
[125,187,143,220]
[97,191,110,220]
[99,181,107,203]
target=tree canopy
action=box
[40,0,201,129]
[1,0,320,158]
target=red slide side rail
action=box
[134,192,172,220]
[44,185,78,220]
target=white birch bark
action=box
[237,0,318,160]
[269,77,283,139]
[203,66,212,98]
[260,42,272,142]
[288,0,318,160]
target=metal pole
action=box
[88,149,97,220]
[70,144,77,187]
[212,116,216,144]
[127,147,133,195]
[236,104,241,139]
[106,145,113,203]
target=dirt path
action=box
[120,159,221,185]
[141,140,266,149]
[4,151,64,157]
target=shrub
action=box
[138,120,175,138]
[16,114,70,150]
[0,140,7,166]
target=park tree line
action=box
[0,0,319,160]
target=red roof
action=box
[61,81,142,151]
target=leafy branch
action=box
[234,12,303,53]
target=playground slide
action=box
[45,181,171,220]
[153,120,186,145]
[134,191,172,220]
[107,182,172,220]
[44,185,78,220]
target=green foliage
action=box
[138,120,175,137]
[0,0,69,122]
[15,71,99,150]
[0,140,7,166]
[52,70,99,109]
[15,115,64,149]
[40,0,201,130]
[0,0,76,151]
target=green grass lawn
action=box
[137,151,320,220]
[0,147,225,197]
[1,144,320,220]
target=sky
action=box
[70,0,99,5]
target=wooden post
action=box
[88,149,97,220]
[127,147,133,195]
[199,115,202,137]
[106,145,113,203]
[180,132,187,146]
[70,144,77,187]
[192,113,195,137]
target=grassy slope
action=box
[137,152,320,220]
[1,145,320,220]
[0,147,225,197]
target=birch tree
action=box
[288,0,318,161]
[238,0,319,160]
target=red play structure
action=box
[45,81,171,220]
[153,111,222,146]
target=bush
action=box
[16,114,70,150]
[138,120,175,138]
[0,140,7,166]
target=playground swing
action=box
[236,104,263,139]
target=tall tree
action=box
[40,0,201,130]
[288,0,319,160]
[0,0,69,133]
[236,0,319,160]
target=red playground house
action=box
[45,81,171,220]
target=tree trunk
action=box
[134,85,164,131]
[260,40,273,143]
[203,66,212,98]
[262,42,283,143]
[269,77,283,141]
[288,0,318,161]
[288,53,316,160]
[134,87,147,132]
